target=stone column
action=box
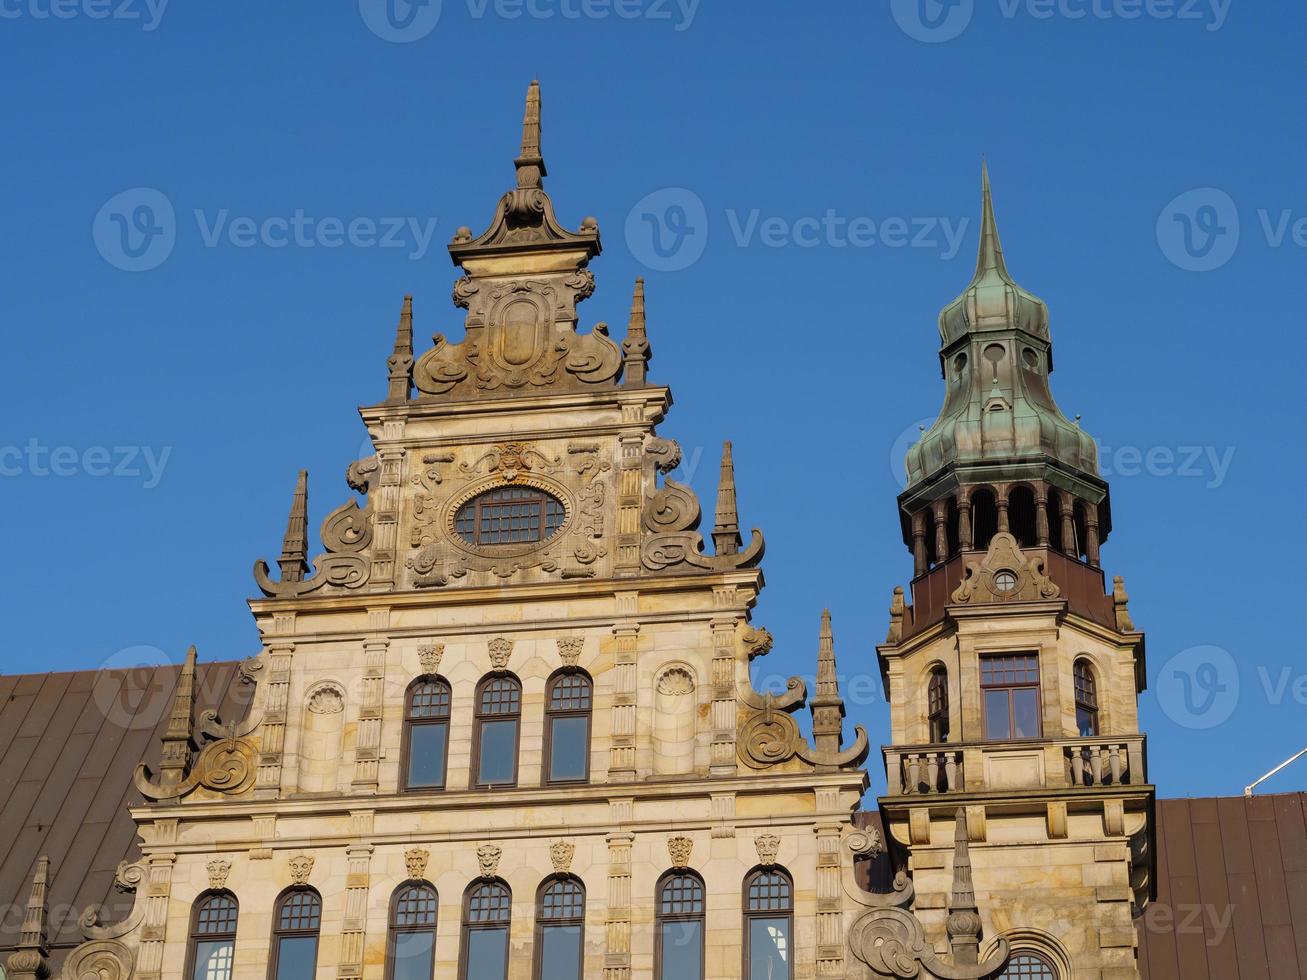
[609,617,639,781]
[1060,496,1077,557]
[338,819,374,980]
[1034,486,1051,546]
[604,830,634,980]
[911,511,928,576]
[135,821,178,980]
[957,490,973,551]
[257,617,296,797]
[1084,503,1101,566]
[996,485,1011,533]
[709,601,739,776]
[932,500,949,564]
[353,612,390,792]
[371,420,406,588]
[615,428,645,574]
[814,809,846,978]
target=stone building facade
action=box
[2,84,1302,980]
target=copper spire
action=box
[278,470,310,583]
[810,609,847,763]
[975,159,1010,280]
[946,808,982,965]
[515,79,547,189]
[5,856,50,980]
[387,294,414,402]
[712,441,742,555]
[158,647,198,793]
[622,277,651,386]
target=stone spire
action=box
[157,646,199,793]
[277,470,310,584]
[946,808,982,965]
[622,277,651,386]
[711,441,742,556]
[5,856,51,980]
[809,609,847,763]
[386,294,414,402]
[515,79,546,190]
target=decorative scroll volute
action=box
[951,532,1060,605]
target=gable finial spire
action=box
[976,158,1009,279]
[515,79,546,189]
[809,608,847,763]
[622,277,651,386]
[712,441,742,555]
[277,470,310,584]
[387,294,414,401]
[157,646,199,793]
[947,807,983,965]
[5,855,51,980]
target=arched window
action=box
[460,880,511,980]
[473,675,522,787]
[545,672,592,784]
[998,952,1058,978]
[1074,660,1099,737]
[534,877,585,980]
[927,666,950,743]
[269,889,321,980]
[386,882,438,980]
[655,871,705,980]
[454,485,566,547]
[403,678,451,791]
[185,891,238,980]
[744,868,793,980]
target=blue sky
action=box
[1,1,1302,800]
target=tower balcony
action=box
[882,733,1148,797]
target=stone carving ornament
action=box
[556,637,584,667]
[306,684,345,714]
[641,479,764,572]
[418,643,444,675]
[405,848,430,880]
[550,840,576,874]
[656,666,695,696]
[288,855,314,885]
[754,834,781,867]
[477,844,503,878]
[134,734,258,802]
[950,532,1060,605]
[667,836,694,869]
[207,859,232,890]
[488,638,514,671]
[58,940,134,980]
[737,677,870,771]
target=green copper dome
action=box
[905,164,1099,489]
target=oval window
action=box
[454,486,566,547]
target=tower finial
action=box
[809,608,847,764]
[6,856,51,980]
[387,294,414,401]
[622,277,651,386]
[278,470,310,584]
[515,79,546,189]
[946,808,982,965]
[976,159,1009,279]
[157,647,199,792]
[712,441,742,555]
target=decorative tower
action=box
[875,166,1154,978]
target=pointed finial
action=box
[809,608,847,764]
[157,647,198,792]
[515,79,547,189]
[976,158,1009,279]
[6,856,50,979]
[622,276,651,386]
[712,441,742,556]
[947,808,982,965]
[387,294,414,401]
[278,470,310,584]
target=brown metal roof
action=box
[0,661,252,970]
[1139,793,1307,980]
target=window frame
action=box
[742,867,794,980]
[543,670,593,785]
[459,879,513,980]
[384,880,439,980]
[184,890,239,980]
[998,951,1059,978]
[532,875,586,980]
[1073,659,1100,737]
[979,653,1044,741]
[453,485,566,549]
[927,666,950,744]
[267,887,322,980]
[654,870,706,980]
[401,676,453,792]
[471,674,522,789]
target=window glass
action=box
[658,920,703,980]
[192,940,234,980]
[747,918,790,979]
[999,952,1057,978]
[985,689,1012,739]
[407,722,448,788]
[275,936,318,980]
[478,719,519,785]
[454,486,566,547]
[465,928,508,980]
[1013,688,1041,738]
[549,716,589,781]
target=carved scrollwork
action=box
[78,902,144,942]
[950,532,1060,605]
[459,442,561,482]
[59,940,134,980]
[413,333,471,395]
[645,436,682,474]
[133,735,257,802]
[641,479,764,573]
[848,906,1009,980]
[739,708,804,769]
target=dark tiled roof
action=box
[0,661,252,970]
[1139,793,1307,980]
